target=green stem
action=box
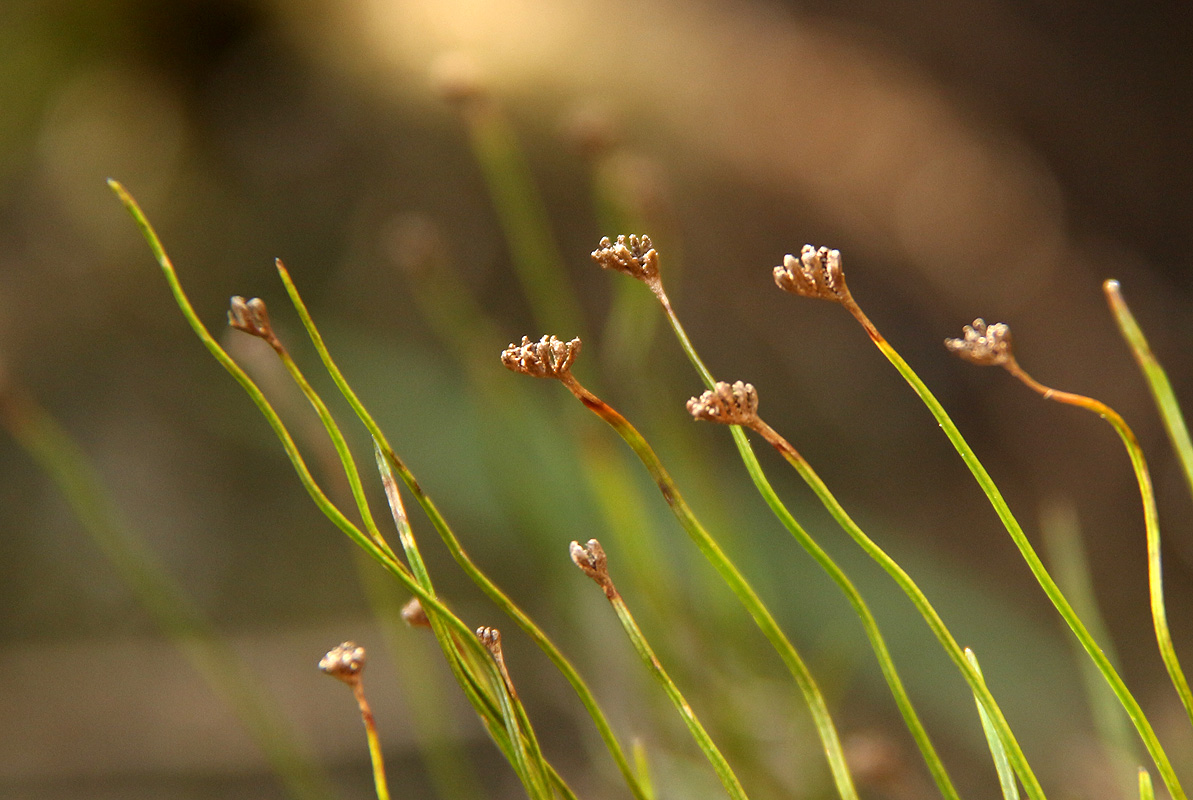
[748,416,1040,799]
[964,650,1020,800]
[647,277,965,800]
[109,179,548,794]
[273,261,649,800]
[556,371,859,800]
[584,544,750,800]
[1,395,337,800]
[1004,358,1193,731]
[842,299,1186,800]
[1105,280,1193,508]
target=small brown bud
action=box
[945,319,1013,367]
[500,335,581,379]
[228,296,275,341]
[773,245,850,303]
[319,641,366,685]
[686,381,759,426]
[570,538,616,599]
[401,596,431,629]
[591,235,659,284]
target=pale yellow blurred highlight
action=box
[278,0,1068,311]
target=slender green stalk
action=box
[838,294,1185,799]
[273,262,650,800]
[455,99,583,335]
[514,358,858,800]
[734,408,1039,799]
[1040,502,1138,797]
[571,539,750,800]
[1,393,337,800]
[964,650,1020,800]
[319,644,390,800]
[1105,280,1193,506]
[109,180,555,796]
[593,242,963,800]
[1140,769,1156,800]
[998,353,1193,730]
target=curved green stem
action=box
[273,261,649,800]
[747,416,1040,799]
[1004,358,1193,731]
[109,179,551,795]
[842,298,1186,800]
[647,277,964,800]
[1105,280,1193,507]
[580,542,749,800]
[556,371,859,800]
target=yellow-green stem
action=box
[842,298,1186,800]
[1004,358,1193,730]
[556,371,859,800]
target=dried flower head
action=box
[945,319,1013,367]
[773,245,850,303]
[476,626,502,655]
[686,381,759,426]
[500,335,581,379]
[570,538,616,599]
[319,641,366,685]
[591,235,659,284]
[429,51,487,105]
[400,596,431,629]
[228,296,275,341]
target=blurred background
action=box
[2,0,1192,798]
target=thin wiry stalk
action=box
[595,239,962,800]
[272,261,650,800]
[571,539,750,800]
[542,367,859,800]
[999,355,1193,731]
[1,394,337,800]
[964,650,1020,800]
[737,408,1039,800]
[109,180,557,795]
[839,294,1185,800]
[1105,280,1193,510]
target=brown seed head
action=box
[430,51,487,105]
[945,319,1013,367]
[570,538,607,581]
[687,381,759,426]
[773,245,850,303]
[228,296,275,341]
[476,625,502,655]
[501,335,581,379]
[319,641,366,685]
[400,596,431,629]
[591,235,659,284]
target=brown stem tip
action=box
[319,641,367,686]
[773,245,851,304]
[570,538,617,599]
[501,335,582,379]
[945,319,1013,367]
[592,234,659,284]
[228,296,276,343]
[687,380,759,426]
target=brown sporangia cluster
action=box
[686,381,760,426]
[773,245,851,304]
[570,538,616,600]
[591,235,660,284]
[228,296,277,345]
[319,641,367,686]
[945,319,1013,367]
[500,335,582,379]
